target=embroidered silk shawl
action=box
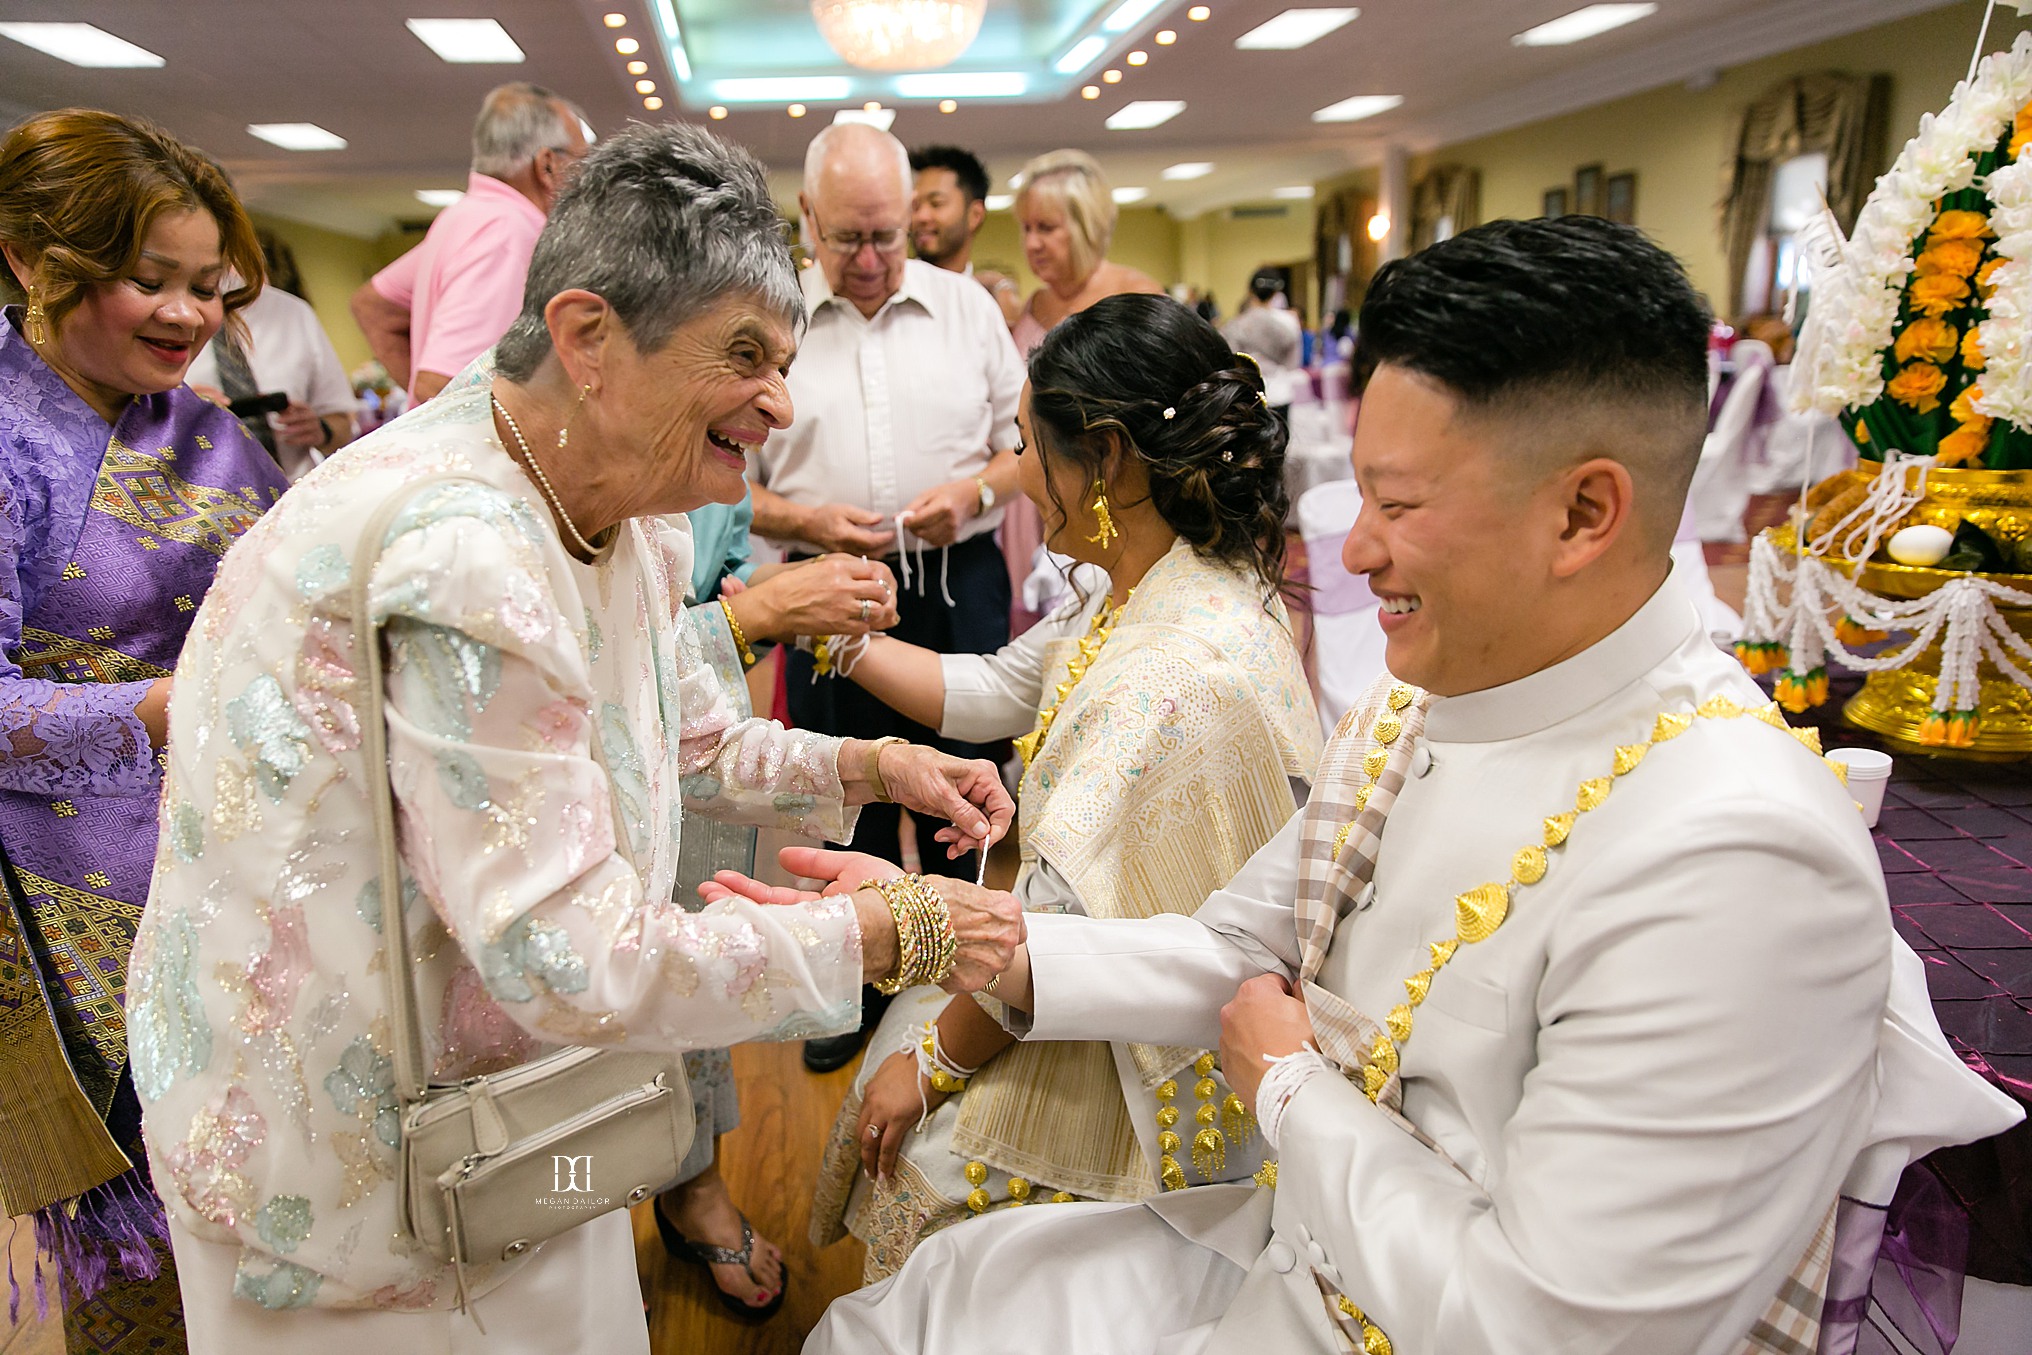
[950,541,1322,1200]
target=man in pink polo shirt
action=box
[350,81,588,401]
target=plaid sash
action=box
[1292,676,1839,1354]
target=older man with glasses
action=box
[751,122,1025,1072]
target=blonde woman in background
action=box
[1004,150,1164,632]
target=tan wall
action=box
[1179,206,1317,316]
[1422,0,2002,312]
[247,213,387,371]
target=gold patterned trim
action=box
[14,626,170,685]
[89,438,270,559]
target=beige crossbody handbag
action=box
[350,475,693,1310]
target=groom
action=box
[751,217,2021,1354]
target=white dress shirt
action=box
[753,259,1024,555]
[188,286,358,480]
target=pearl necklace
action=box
[491,393,601,559]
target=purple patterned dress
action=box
[0,308,286,1347]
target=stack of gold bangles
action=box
[864,874,957,995]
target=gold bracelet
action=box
[864,735,907,804]
[867,874,956,994]
[720,597,757,668]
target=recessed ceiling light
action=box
[714,77,852,102]
[627,59,648,74]
[939,99,958,113]
[1513,3,1657,46]
[1103,0,1166,34]
[864,100,882,111]
[635,79,655,93]
[1102,68,1123,83]
[1081,85,1100,99]
[1162,161,1214,180]
[1105,100,1185,130]
[1055,34,1106,75]
[415,189,465,207]
[616,36,640,54]
[894,72,1027,99]
[788,103,807,117]
[709,105,728,119]
[643,96,664,110]
[1127,50,1148,66]
[1236,8,1359,50]
[834,107,897,130]
[248,122,347,151]
[985,194,1014,211]
[1311,93,1402,123]
[1273,184,1316,199]
[651,0,691,79]
[1188,5,1212,19]
[1155,30,1177,45]
[405,18,525,63]
[1113,186,1150,203]
[604,12,628,27]
[0,22,164,67]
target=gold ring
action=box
[984,972,1002,994]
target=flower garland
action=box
[1737,530,2032,745]
[1975,144,2032,426]
[1795,34,2032,415]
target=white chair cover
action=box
[1296,479,1389,734]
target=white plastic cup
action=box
[1827,748,1893,828]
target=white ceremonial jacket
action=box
[1022,575,2022,1355]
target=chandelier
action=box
[810,0,986,71]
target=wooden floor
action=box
[634,1039,867,1355]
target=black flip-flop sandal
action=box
[653,1201,788,1320]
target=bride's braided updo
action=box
[1025,292,1290,594]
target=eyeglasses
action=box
[814,225,907,256]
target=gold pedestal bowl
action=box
[1804,464,2032,761]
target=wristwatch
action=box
[974,476,996,515]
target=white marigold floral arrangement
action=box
[1792,31,2032,469]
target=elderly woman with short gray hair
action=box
[131,123,1019,1354]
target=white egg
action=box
[1886,524,1954,567]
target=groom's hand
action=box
[1220,974,1315,1110]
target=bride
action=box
[742,294,1322,1278]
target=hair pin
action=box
[1222,450,1234,462]
[1162,407,1176,420]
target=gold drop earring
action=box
[1085,478,1118,548]
[23,286,48,347]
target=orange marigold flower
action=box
[1909,272,1972,317]
[1894,317,1959,364]
[1950,382,1986,423]
[1928,209,1993,241]
[1937,419,1992,466]
[1978,257,2008,295]
[1853,420,1871,444]
[1886,361,1948,412]
[2013,101,2032,158]
[1916,238,1986,278]
[1963,326,1987,370]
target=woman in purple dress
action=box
[0,109,287,1352]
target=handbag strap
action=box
[349,472,485,1107]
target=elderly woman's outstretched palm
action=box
[702,844,1023,996]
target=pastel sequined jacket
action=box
[130,377,866,1312]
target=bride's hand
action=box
[855,1049,948,1182]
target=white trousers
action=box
[170,1210,650,1355]
[806,1200,1248,1355]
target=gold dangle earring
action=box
[23,286,48,347]
[1085,478,1118,548]
[558,384,591,451]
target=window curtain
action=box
[1720,71,1891,317]
[1411,165,1481,251]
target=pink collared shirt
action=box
[369,171,545,398]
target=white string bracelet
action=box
[1255,1044,1335,1150]
[893,510,956,607]
[909,1019,981,1130]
